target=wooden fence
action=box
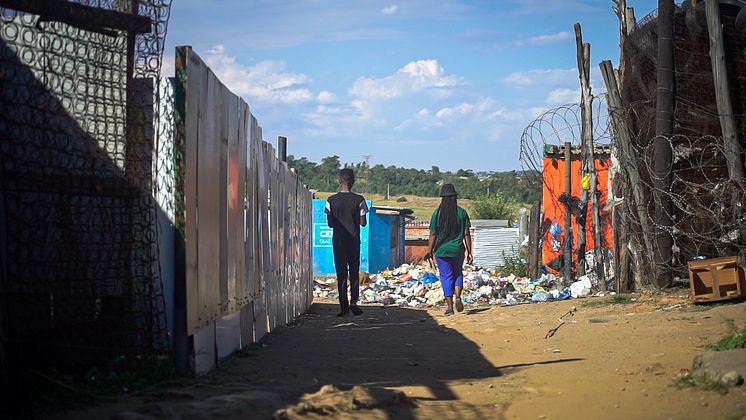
[173,46,312,373]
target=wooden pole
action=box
[278,136,288,162]
[706,0,745,194]
[564,142,573,283]
[653,0,674,289]
[575,23,604,287]
[600,60,657,286]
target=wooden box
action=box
[688,256,745,303]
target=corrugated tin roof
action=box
[472,227,520,269]
[372,206,414,215]
[471,219,512,228]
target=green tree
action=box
[470,192,516,220]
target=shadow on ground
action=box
[215,302,505,418]
[49,303,584,419]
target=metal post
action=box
[519,207,528,244]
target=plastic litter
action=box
[313,260,603,309]
[569,276,592,298]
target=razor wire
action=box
[519,95,612,189]
[0,0,173,361]
[520,3,746,286]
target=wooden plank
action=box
[599,60,655,279]
[218,85,229,313]
[235,100,248,306]
[0,0,152,34]
[252,130,268,341]
[247,114,258,298]
[184,48,201,335]
[196,64,220,330]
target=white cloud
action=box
[317,90,337,103]
[204,44,313,105]
[502,68,576,88]
[488,126,503,142]
[546,88,579,105]
[515,31,572,46]
[349,59,463,99]
[435,102,475,119]
[382,5,399,15]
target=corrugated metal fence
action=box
[173,46,312,373]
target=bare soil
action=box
[48,291,746,419]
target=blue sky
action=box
[163,0,658,172]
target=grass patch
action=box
[581,294,635,308]
[316,192,477,221]
[705,320,746,351]
[672,371,730,394]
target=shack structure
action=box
[312,200,411,276]
[404,220,520,270]
[541,144,614,277]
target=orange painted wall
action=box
[541,154,613,273]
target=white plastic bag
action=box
[569,275,592,298]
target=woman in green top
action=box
[426,183,473,316]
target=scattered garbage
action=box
[569,275,592,298]
[314,261,589,309]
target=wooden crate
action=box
[688,256,745,303]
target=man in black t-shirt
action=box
[325,168,368,317]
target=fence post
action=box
[653,0,675,288]
[706,0,745,227]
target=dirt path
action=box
[49,292,746,419]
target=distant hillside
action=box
[287,155,541,204]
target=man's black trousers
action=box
[332,236,360,312]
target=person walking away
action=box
[426,183,473,316]
[325,168,368,317]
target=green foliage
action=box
[705,321,746,351]
[470,192,516,220]
[581,294,635,307]
[499,250,527,277]
[287,155,541,204]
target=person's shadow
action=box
[216,302,582,419]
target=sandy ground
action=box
[47,291,746,419]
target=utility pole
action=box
[653,0,675,288]
[362,154,371,194]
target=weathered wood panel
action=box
[174,46,312,367]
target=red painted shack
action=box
[541,144,614,274]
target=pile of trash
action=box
[313,263,599,309]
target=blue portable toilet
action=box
[312,200,411,276]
